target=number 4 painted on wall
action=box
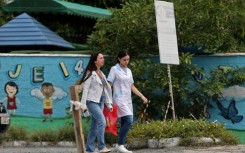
[75,60,84,75]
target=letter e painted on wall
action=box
[33,67,44,83]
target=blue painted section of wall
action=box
[192,55,245,75]
[0,54,89,118]
[2,53,245,130]
[192,54,245,130]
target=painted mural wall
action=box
[2,53,245,131]
[0,53,89,122]
[192,53,245,130]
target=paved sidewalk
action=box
[1,145,245,153]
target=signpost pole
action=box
[167,64,175,119]
[155,0,179,120]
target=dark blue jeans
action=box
[118,115,133,145]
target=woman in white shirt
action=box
[80,52,113,153]
[107,50,148,153]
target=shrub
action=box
[1,119,238,147]
[0,123,84,144]
[56,125,75,142]
[127,119,238,146]
[29,129,58,143]
[5,125,28,141]
[128,120,164,141]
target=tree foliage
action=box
[86,0,245,120]
[175,0,245,53]
[0,0,12,26]
[87,0,157,56]
[131,54,245,120]
[130,53,209,120]
[88,0,245,56]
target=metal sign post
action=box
[167,64,175,119]
[155,0,179,120]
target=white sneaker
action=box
[115,145,132,153]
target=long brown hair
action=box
[76,52,102,85]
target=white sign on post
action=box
[155,0,179,65]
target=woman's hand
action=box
[109,107,113,112]
[141,95,148,104]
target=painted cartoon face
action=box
[41,85,55,98]
[6,84,17,98]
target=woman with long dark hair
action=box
[80,52,113,153]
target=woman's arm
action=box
[80,73,92,105]
[131,84,148,104]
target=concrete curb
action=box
[1,141,76,147]
[129,137,222,149]
[0,137,222,148]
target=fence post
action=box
[68,85,86,153]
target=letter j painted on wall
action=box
[8,64,22,79]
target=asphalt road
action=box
[1,145,245,153]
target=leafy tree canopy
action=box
[0,0,12,25]
[175,0,245,53]
[87,0,245,56]
[87,0,157,57]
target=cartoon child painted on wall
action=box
[0,81,20,115]
[39,82,55,122]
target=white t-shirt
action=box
[107,63,134,117]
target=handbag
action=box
[103,105,118,136]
